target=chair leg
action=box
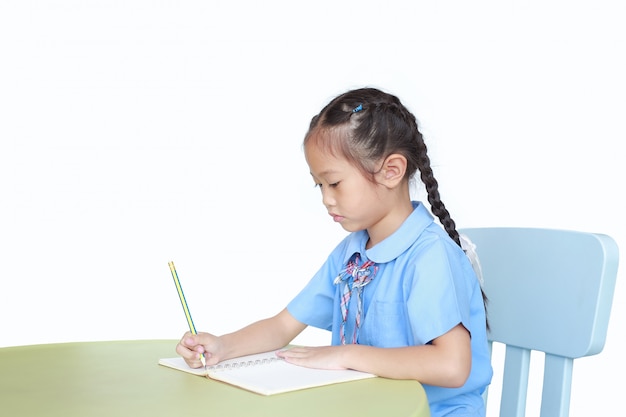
[540,354,573,417]
[500,345,530,417]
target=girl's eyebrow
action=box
[310,168,339,177]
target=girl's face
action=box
[304,138,390,235]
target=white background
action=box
[1,1,624,416]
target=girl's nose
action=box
[321,188,335,208]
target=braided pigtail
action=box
[398,99,490,326]
[413,131,461,247]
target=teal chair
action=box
[460,227,619,417]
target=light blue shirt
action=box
[288,201,492,417]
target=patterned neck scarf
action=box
[333,252,378,344]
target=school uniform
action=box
[287,201,493,417]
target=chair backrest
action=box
[459,227,619,417]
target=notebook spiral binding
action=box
[209,356,285,372]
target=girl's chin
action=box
[338,222,364,233]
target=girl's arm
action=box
[219,308,307,358]
[177,308,307,367]
[277,323,472,388]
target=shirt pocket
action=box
[360,300,411,347]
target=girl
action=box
[177,87,492,417]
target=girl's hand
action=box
[276,345,348,370]
[175,331,223,368]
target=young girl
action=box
[177,87,492,417]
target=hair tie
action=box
[352,104,363,113]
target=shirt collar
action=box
[342,201,435,264]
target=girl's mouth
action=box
[330,213,344,222]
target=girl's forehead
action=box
[304,126,348,158]
[305,139,353,176]
[305,139,341,164]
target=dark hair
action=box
[304,87,461,246]
[305,87,489,322]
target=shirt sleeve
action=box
[286,241,346,331]
[406,234,474,345]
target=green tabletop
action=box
[0,340,430,417]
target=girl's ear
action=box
[378,154,407,188]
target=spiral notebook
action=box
[158,349,376,395]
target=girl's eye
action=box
[314,182,339,190]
